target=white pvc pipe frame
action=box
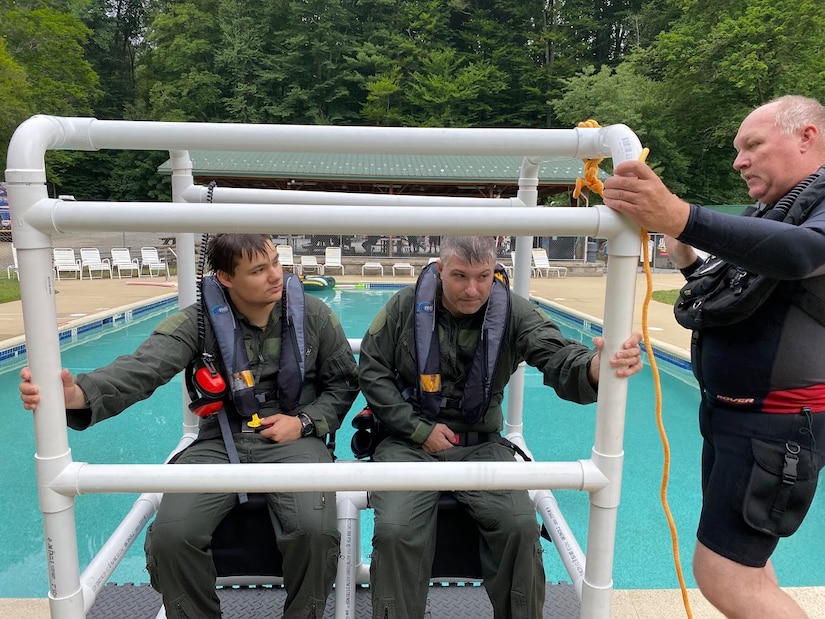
[6,115,644,619]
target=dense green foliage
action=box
[1,0,824,203]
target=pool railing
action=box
[7,116,646,619]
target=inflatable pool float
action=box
[301,275,336,290]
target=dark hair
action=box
[206,234,273,275]
[439,236,497,266]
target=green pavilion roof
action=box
[159,152,604,184]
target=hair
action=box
[766,95,825,138]
[205,234,273,275]
[439,236,497,266]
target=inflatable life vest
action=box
[186,273,306,419]
[411,260,510,424]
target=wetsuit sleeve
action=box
[69,306,200,430]
[359,291,434,445]
[511,295,598,404]
[298,301,359,436]
[678,201,825,279]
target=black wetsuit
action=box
[678,174,825,412]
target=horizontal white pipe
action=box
[7,116,640,163]
[182,185,526,209]
[52,461,607,495]
[24,200,628,238]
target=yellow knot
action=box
[573,119,605,200]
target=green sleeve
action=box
[511,295,598,404]
[69,306,199,430]
[298,297,359,436]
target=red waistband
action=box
[761,384,825,413]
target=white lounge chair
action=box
[80,248,112,279]
[506,251,536,279]
[300,255,323,275]
[323,247,345,275]
[53,248,82,280]
[361,262,384,276]
[277,245,298,274]
[140,246,170,278]
[531,248,567,278]
[7,245,19,280]
[110,247,141,278]
[391,262,414,276]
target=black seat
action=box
[210,491,483,582]
[431,492,483,580]
[211,494,284,579]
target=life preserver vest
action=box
[189,273,306,418]
[411,260,510,424]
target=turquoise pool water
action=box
[1,287,823,597]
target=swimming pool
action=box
[1,287,823,597]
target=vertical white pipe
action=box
[335,492,367,619]
[8,179,86,618]
[579,239,639,619]
[169,150,200,437]
[505,158,540,435]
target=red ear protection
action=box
[185,354,227,418]
[195,365,225,395]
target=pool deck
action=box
[3,272,824,618]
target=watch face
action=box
[301,415,313,436]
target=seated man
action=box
[358,236,643,619]
[20,234,359,619]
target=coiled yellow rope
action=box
[574,125,693,618]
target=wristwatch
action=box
[297,412,315,437]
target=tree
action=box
[2,6,101,116]
[552,63,691,196]
[82,0,148,120]
[404,48,505,127]
[136,0,224,121]
[0,38,33,172]
[642,0,825,202]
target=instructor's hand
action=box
[603,161,691,237]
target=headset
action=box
[184,353,227,418]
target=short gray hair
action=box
[766,95,825,136]
[439,236,497,265]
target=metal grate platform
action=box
[87,582,581,618]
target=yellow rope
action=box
[572,120,606,200]
[640,225,693,619]
[576,133,693,618]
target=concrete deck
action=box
[3,271,823,618]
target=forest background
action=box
[1,0,824,206]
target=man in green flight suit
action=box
[358,236,643,619]
[20,234,359,619]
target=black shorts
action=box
[697,402,825,567]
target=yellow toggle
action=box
[419,374,441,393]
